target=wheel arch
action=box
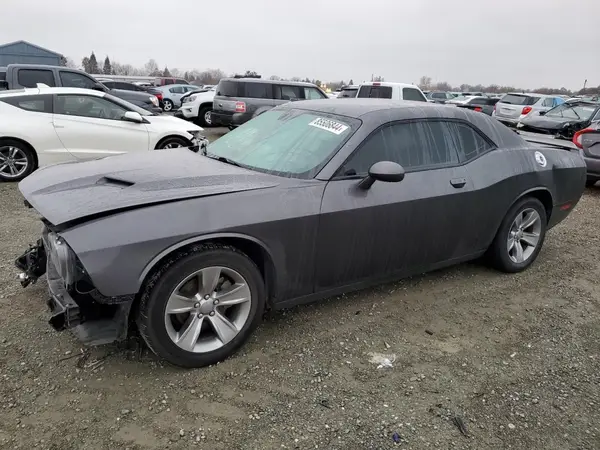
[0,136,39,171]
[154,134,193,149]
[136,233,278,309]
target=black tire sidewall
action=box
[491,197,547,272]
[139,248,265,368]
[157,137,189,149]
[0,139,36,182]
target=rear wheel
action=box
[163,99,174,112]
[197,106,213,128]
[137,244,265,368]
[0,139,36,182]
[487,197,547,273]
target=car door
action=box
[52,93,149,160]
[169,86,185,106]
[315,119,473,291]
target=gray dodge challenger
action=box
[15,99,586,368]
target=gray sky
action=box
[1,0,598,89]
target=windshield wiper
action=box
[203,152,242,168]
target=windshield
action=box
[450,96,472,102]
[104,93,153,116]
[500,94,538,106]
[206,109,357,178]
[546,103,597,120]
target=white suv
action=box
[0,87,202,181]
[178,87,216,127]
[357,82,428,102]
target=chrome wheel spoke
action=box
[514,241,524,262]
[508,239,516,252]
[176,315,204,351]
[521,211,538,230]
[215,283,250,306]
[521,232,539,247]
[9,147,18,158]
[166,293,197,314]
[208,312,238,344]
[200,267,221,296]
[513,212,523,228]
[0,163,7,173]
[13,159,27,167]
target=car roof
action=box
[504,92,552,98]
[0,86,105,97]
[220,77,317,87]
[360,81,419,89]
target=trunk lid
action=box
[496,94,540,119]
[19,149,279,226]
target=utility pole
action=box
[583,79,587,91]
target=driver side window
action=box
[339,120,459,176]
[55,94,128,120]
[59,71,98,89]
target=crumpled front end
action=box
[15,225,134,346]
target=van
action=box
[212,78,328,128]
[357,82,427,102]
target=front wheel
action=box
[163,99,174,112]
[137,244,265,368]
[156,136,190,149]
[487,197,547,273]
[0,139,36,182]
[197,106,213,128]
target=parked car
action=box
[101,80,164,108]
[177,87,216,127]
[427,91,455,104]
[357,82,427,102]
[573,121,600,186]
[211,78,328,129]
[337,85,359,98]
[154,77,190,86]
[492,93,565,126]
[156,84,201,112]
[0,87,203,181]
[14,99,585,368]
[453,96,500,115]
[517,101,600,139]
[0,64,161,113]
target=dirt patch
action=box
[1,165,599,449]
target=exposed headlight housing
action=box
[44,232,80,287]
[149,96,159,107]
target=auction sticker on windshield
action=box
[308,117,349,135]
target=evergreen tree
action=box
[103,56,113,75]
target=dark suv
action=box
[212,78,328,128]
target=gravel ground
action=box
[1,140,599,449]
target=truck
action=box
[0,64,161,113]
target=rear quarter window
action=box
[245,83,272,99]
[17,69,56,88]
[217,80,243,97]
[0,94,53,113]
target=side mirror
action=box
[123,111,144,123]
[358,161,405,190]
[539,110,547,116]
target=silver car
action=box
[156,84,200,112]
[492,93,565,126]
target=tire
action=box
[586,177,598,188]
[487,197,547,273]
[155,136,190,149]
[197,106,213,128]
[163,99,174,112]
[0,139,36,182]
[137,243,266,368]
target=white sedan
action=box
[0,87,203,181]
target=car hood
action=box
[520,114,582,130]
[19,149,279,226]
[145,114,202,131]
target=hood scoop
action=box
[97,176,135,188]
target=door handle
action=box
[450,177,466,188]
[53,124,65,129]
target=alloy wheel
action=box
[162,142,185,149]
[0,146,28,179]
[163,101,173,112]
[507,208,542,263]
[164,266,252,353]
[204,111,212,126]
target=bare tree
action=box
[418,76,432,90]
[269,75,281,81]
[144,59,160,76]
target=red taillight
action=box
[155,93,163,101]
[573,127,594,149]
[235,101,246,113]
[474,107,482,112]
[521,106,532,115]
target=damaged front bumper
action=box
[15,227,134,345]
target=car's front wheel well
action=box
[0,136,38,170]
[154,135,193,149]
[129,237,276,332]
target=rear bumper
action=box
[493,114,523,126]
[211,111,252,127]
